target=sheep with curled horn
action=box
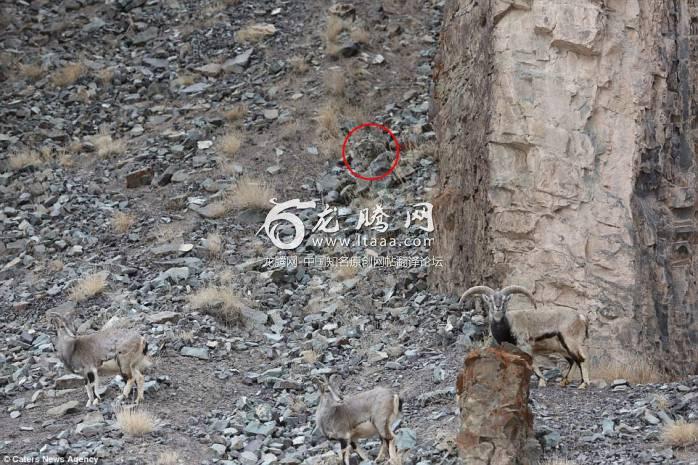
[459,285,591,388]
[312,375,403,465]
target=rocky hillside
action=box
[0,1,697,464]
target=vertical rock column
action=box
[456,345,540,465]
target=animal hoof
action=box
[560,379,570,387]
[578,383,588,390]
[538,379,547,388]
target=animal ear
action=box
[311,377,326,392]
[328,374,341,389]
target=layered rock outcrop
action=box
[431,0,698,374]
[456,345,541,464]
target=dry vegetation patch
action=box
[7,149,42,171]
[223,104,248,123]
[92,130,127,157]
[662,420,698,448]
[19,63,44,80]
[188,286,245,326]
[289,56,309,74]
[317,102,339,136]
[112,212,136,234]
[592,356,663,384]
[51,62,86,87]
[204,232,223,257]
[68,272,108,302]
[227,177,275,210]
[115,407,156,436]
[217,131,243,158]
[325,68,346,98]
[97,67,114,86]
[350,26,370,44]
[157,451,180,465]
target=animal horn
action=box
[458,286,495,303]
[501,285,537,308]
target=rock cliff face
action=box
[431,0,698,374]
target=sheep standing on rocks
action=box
[460,285,591,388]
[313,375,403,465]
[48,312,150,406]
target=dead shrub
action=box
[19,63,44,80]
[227,177,275,210]
[592,356,664,384]
[115,406,156,436]
[92,130,126,157]
[188,286,244,326]
[662,420,698,448]
[325,15,345,44]
[112,212,136,234]
[217,131,243,158]
[317,102,339,136]
[68,272,108,302]
[7,150,42,171]
[223,104,248,123]
[157,451,180,465]
[204,232,223,257]
[289,56,309,74]
[325,68,345,98]
[350,26,370,44]
[51,62,86,87]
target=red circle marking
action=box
[341,122,400,181]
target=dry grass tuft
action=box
[115,407,156,436]
[157,451,180,465]
[318,136,342,161]
[592,356,664,384]
[317,102,339,136]
[97,67,114,86]
[223,104,248,123]
[289,56,309,74]
[227,177,275,210]
[92,130,127,158]
[112,212,136,234]
[51,62,86,87]
[236,23,277,43]
[661,420,698,448]
[204,232,223,257]
[7,149,42,171]
[350,26,370,44]
[68,272,107,302]
[325,68,345,97]
[217,131,243,158]
[19,63,44,81]
[188,286,245,326]
[325,16,345,44]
